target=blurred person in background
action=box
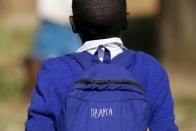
[26,0,81,98]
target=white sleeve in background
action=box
[37,0,73,25]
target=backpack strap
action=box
[111,49,135,68]
[69,51,93,71]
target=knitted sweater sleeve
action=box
[133,52,178,131]
[148,67,178,131]
[25,60,56,131]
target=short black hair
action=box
[72,0,127,40]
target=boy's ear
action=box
[69,16,78,33]
[122,12,130,30]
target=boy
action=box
[25,0,178,130]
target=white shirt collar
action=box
[76,37,126,60]
[76,37,124,52]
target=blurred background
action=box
[0,0,195,130]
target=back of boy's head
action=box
[72,0,127,41]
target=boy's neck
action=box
[81,34,121,43]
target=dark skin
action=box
[69,13,130,43]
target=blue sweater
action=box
[25,51,178,131]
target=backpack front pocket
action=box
[65,85,150,131]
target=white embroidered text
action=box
[91,108,113,119]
